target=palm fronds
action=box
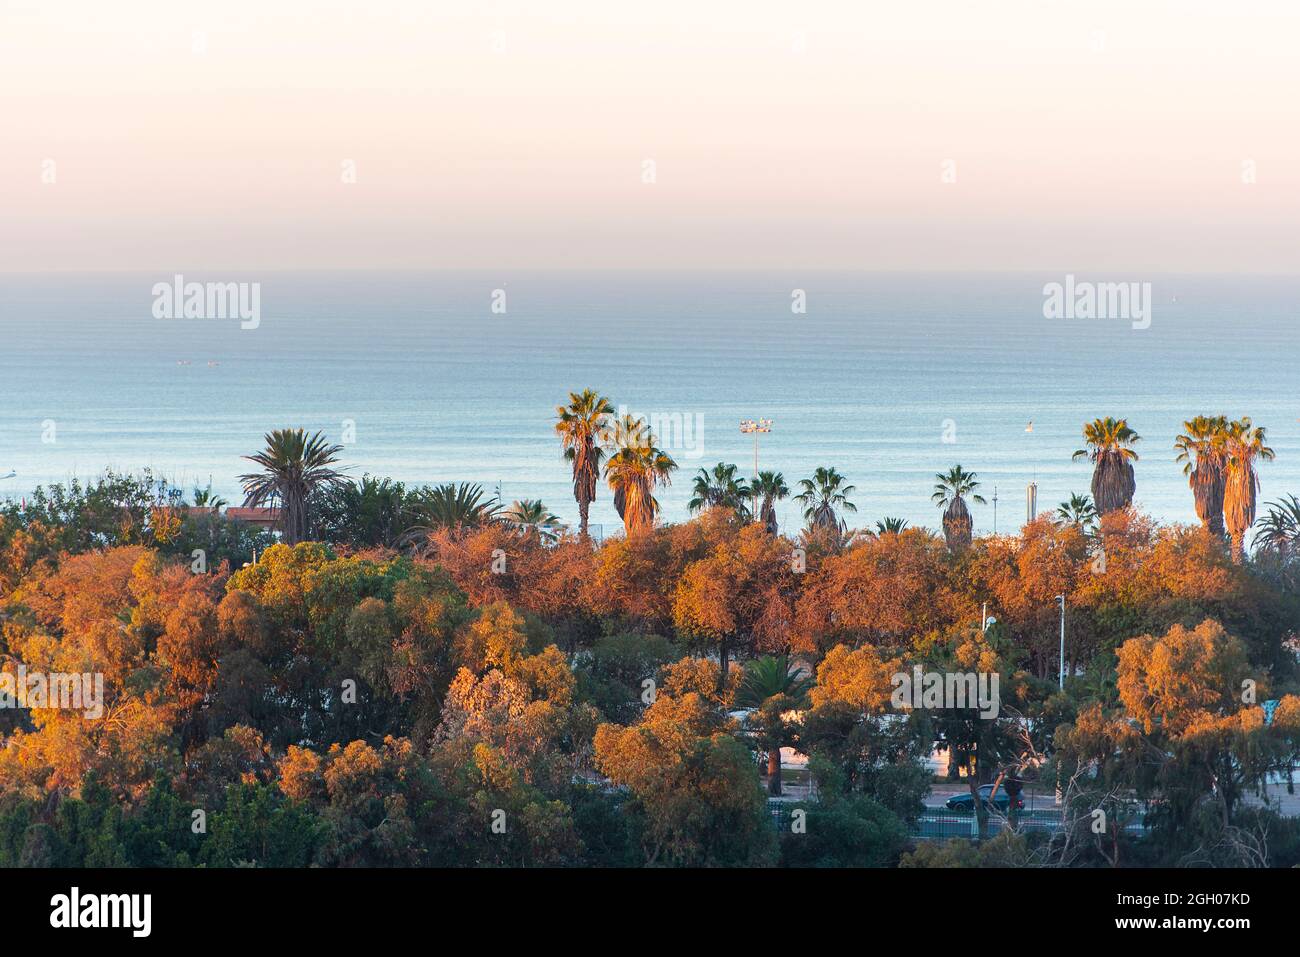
[504,498,566,543]
[1055,492,1097,529]
[750,470,790,534]
[735,655,813,709]
[1174,415,1228,537]
[1072,417,1140,514]
[933,465,985,551]
[795,466,857,532]
[603,415,677,535]
[688,462,751,521]
[1254,494,1300,559]
[404,482,502,537]
[238,428,347,544]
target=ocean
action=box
[1,271,1296,539]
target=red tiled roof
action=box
[225,507,281,523]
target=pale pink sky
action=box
[3,0,1298,271]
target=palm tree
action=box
[750,470,790,534]
[191,482,227,512]
[795,467,857,532]
[1223,417,1274,562]
[1072,417,1140,514]
[1254,495,1300,561]
[687,462,750,520]
[875,516,909,535]
[1055,492,1098,530]
[1174,415,1229,538]
[932,465,987,551]
[239,429,347,545]
[735,655,813,796]
[555,389,614,537]
[405,482,502,535]
[504,499,566,543]
[603,415,678,536]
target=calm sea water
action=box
[1,272,1296,537]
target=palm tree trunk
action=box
[767,748,782,796]
[282,494,303,545]
[577,490,590,537]
[942,497,972,551]
[1192,465,1226,539]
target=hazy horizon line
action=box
[4,267,1299,277]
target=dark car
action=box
[945,784,1025,813]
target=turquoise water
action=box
[1,271,1296,537]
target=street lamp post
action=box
[1055,594,1066,689]
[739,418,772,523]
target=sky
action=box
[3,0,1299,272]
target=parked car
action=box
[945,784,1025,813]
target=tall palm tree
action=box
[932,465,986,551]
[1055,492,1098,530]
[554,389,614,538]
[735,655,813,796]
[687,462,750,520]
[1071,418,1140,514]
[750,470,790,534]
[1223,417,1274,562]
[603,415,677,536]
[795,467,857,532]
[1174,415,1229,538]
[504,499,566,543]
[239,429,347,545]
[1254,494,1300,561]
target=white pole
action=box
[1056,595,1066,689]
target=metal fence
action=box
[767,800,1077,841]
[914,808,1065,840]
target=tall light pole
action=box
[739,418,772,523]
[1055,594,1066,689]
